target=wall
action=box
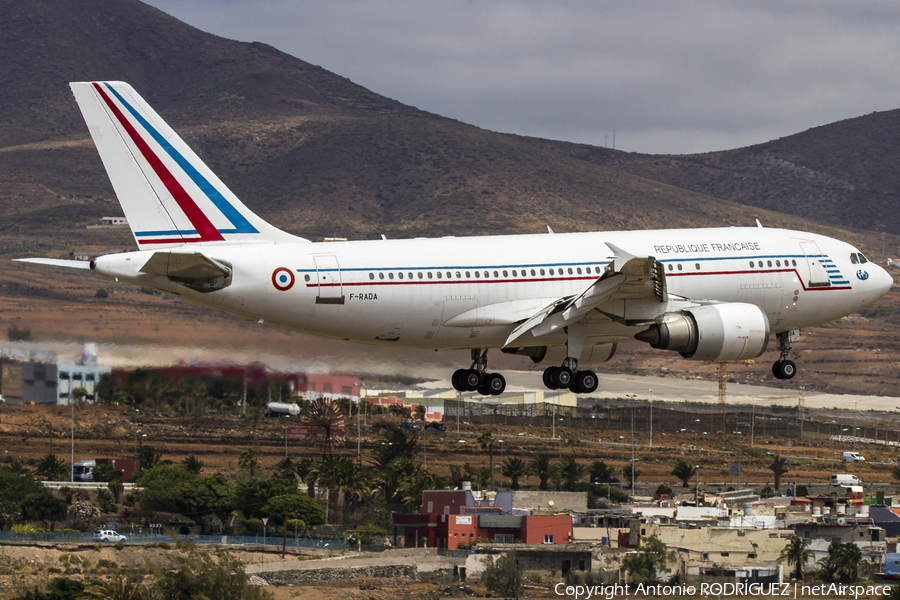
[511,491,587,514]
[644,524,792,566]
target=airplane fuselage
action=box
[93,226,891,352]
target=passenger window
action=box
[418,272,424,280]
[398,272,404,279]
[776,260,781,267]
[695,263,700,270]
[531,269,536,276]
[677,264,683,271]
[549,268,555,275]
[577,267,582,274]
[369,273,374,280]
[465,271,471,278]
[474,271,480,278]
[512,270,517,277]
[428,272,433,279]
[494,271,499,277]
[540,269,545,276]
[767,260,773,267]
[502,270,508,277]
[436,272,442,279]
[379,273,385,280]
[447,272,452,278]
[389,272,394,280]
[456,271,461,278]
[792,260,797,266]
[667,264,673,271]
[484,271,489,278]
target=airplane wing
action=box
[13,258,92,269]
[503,243,667,347]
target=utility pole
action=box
[649,390,653,449]
[630,407,635,497]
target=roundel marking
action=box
[272,267,295,291]
[856,270,869,281]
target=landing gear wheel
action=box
[464,369,481,391]
[478,373,506,396]
[543,367,558,390]
[571,370,599,394]
[552,367,573,389]
[773,360,796,380]
[451,369,468,392]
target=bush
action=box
[482,555,523,598]
[243,518,264,535]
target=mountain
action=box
[569,110,900,238]
[0,0,897,247]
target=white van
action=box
[842,452,865,462]
[831,474,860,486]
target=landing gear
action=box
[542,365,599,394]
[772,330,798,380]
[451,349,506,396]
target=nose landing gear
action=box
[772,330,798,380]
[451,349,507,396]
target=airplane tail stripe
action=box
[91,82,224,243]
[100,83,257,235]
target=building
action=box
[792,518,886,565]
[394,489,576,549]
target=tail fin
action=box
[70,81,306,248]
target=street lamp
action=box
[734,431,742,487]
[829,421,837,477]
[695,465,700,505]
[498,440,504,490]
[649,389,653,449]
[694,419,701,452]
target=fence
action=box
[0,531,347,550]
[442,399,900,447]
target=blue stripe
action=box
[103,83,258,235]
[136,229,198,237]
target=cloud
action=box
[145,0,900,154]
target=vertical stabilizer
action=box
[70,81,305,248]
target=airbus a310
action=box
[18,82,893,395]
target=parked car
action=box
[93,530,127,543]
[425,422,447,432]
[842,451,865,462]
[831,474,861,486]
[400,422,421,430]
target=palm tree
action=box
[779,536,813,581]
[559,457,584,491]
[182,455,205,475]
[35,454,68,481]
[671,460,697,487]
[588,461,615,485]
[501,457,528,490]
[238,448,260,477]
[530,454,552,490]
[819,540,862,582]
[769,455,789,491]
[474,467,491,490]
[477,431,497,490]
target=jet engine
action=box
[502,343,617,365]
[635,303,769,361]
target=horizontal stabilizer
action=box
[13,258,92,270]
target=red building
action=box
[394,490,573,549]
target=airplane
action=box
[16,82,894,396]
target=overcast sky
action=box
[144,0,900,155]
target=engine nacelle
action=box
[502,343,617,365]
[635,303,770,361]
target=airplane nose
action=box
[878,264,895,296]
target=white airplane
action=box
[17,82,894,395]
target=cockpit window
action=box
[850,253,859,264]
[859,253,868,264]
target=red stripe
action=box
[92,83,223,243]
[666,268,851,291]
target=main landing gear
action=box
[772,331,797,380]
[451,349,507,396]
[543,360,600,395]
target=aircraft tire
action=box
[451,369,468,392]
[543,367,559,390]
[484,373,506,396]
[572,370,599,394]
[464,369,481,391]
[780,360,797,379]
[552,367,573,388]
[772,360,784,378]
